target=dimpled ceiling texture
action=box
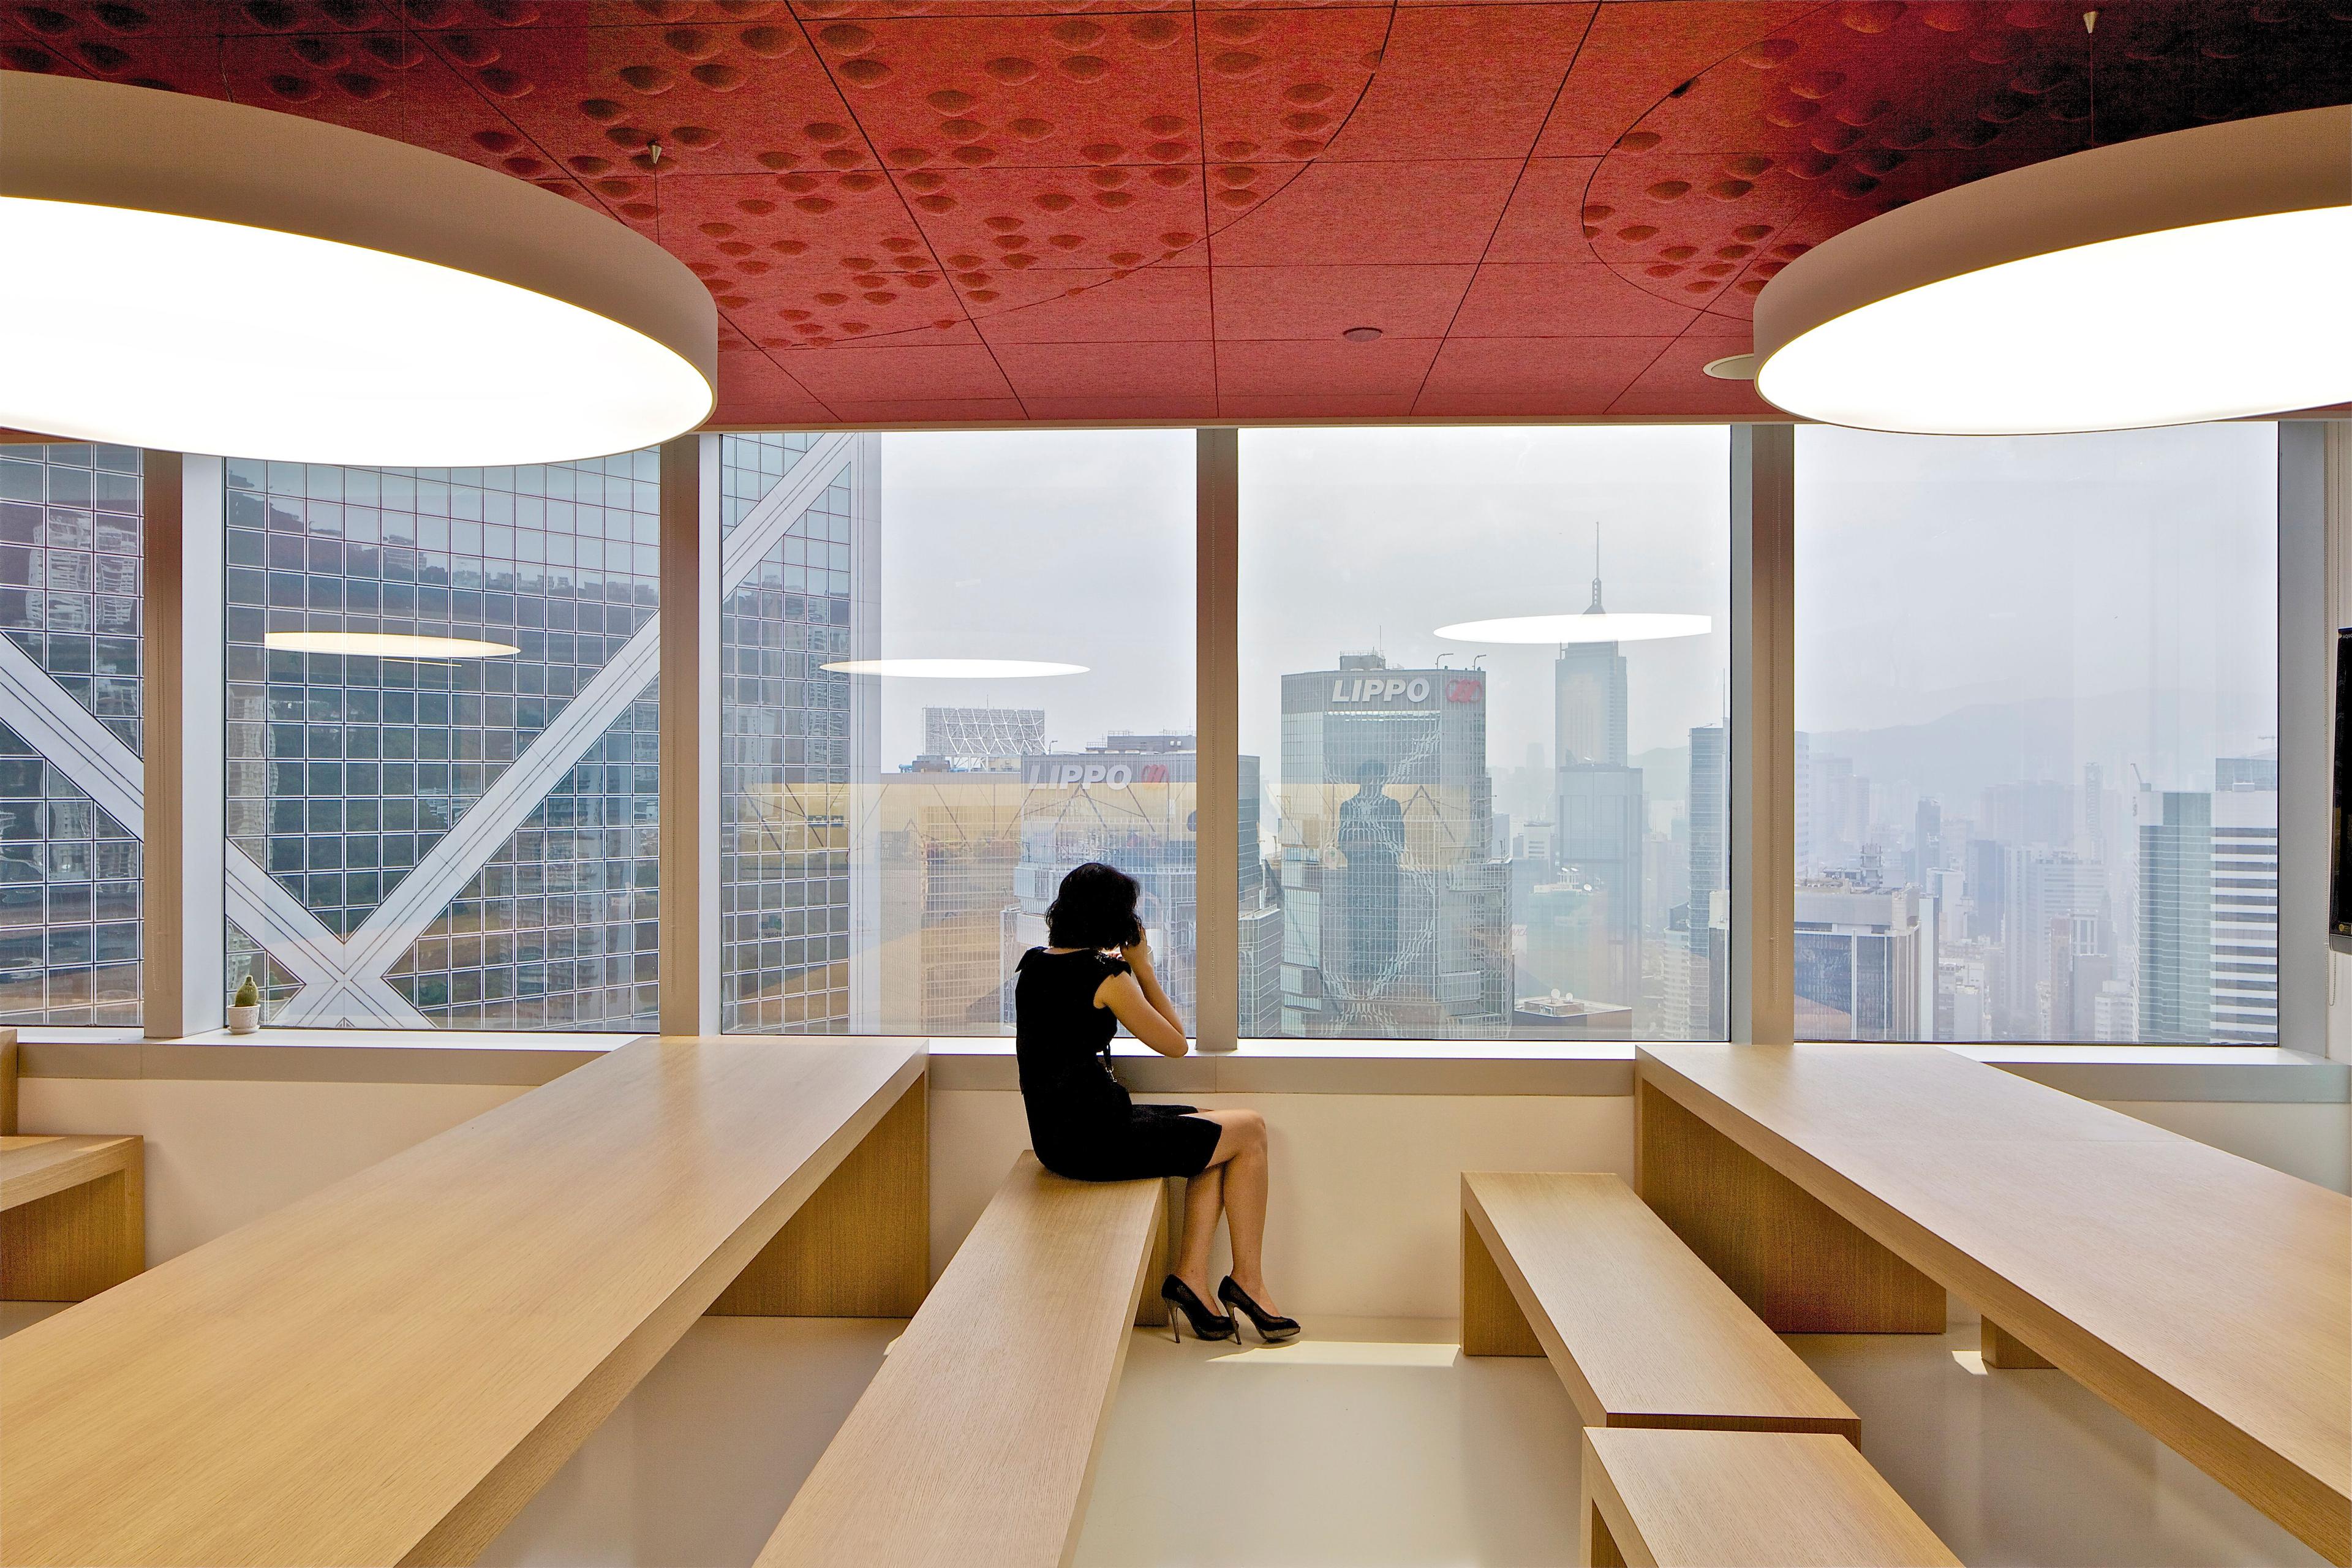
[6,1,2350,427]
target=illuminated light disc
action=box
[1752,106,2352,435]
[1758,209,2352,435]
[266,632,519,659]
[1435,614,1711,644]
[820,660,1088,679]
[0,75,715,466]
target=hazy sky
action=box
[1796,422,2277,738]
[865,421,2277,799]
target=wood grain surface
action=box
[1,1134,143,1301]
[1637,1082,1945,1333]
[1639,1042,2352,1566]
[0,1037,924,1567]
[758,1153,1164,1568]
[1463,1172,1857,1440]
[1581,1427,1961,1567]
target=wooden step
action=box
[760,1152,1164,1568]
[1463,1171,1857,1439]
[1582,1427,1960,1567]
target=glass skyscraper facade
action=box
[1277,654,1509,1038]
[718,432,876,1034]
[0,443,143,1027]
[224,451,664,1029]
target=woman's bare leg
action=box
[1174,1161,1223,1303]
[1177,1109,1276,1314]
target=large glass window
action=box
[1794,424,2278,1044]
[0,443,143,1027]
[718,431,1194,1035]
[1238,429,1732,1041]
[224,453,660,1029]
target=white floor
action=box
[2,1305,2323,1566]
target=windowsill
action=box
[11,1032,2343,1102]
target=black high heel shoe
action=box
[1161,1275,1238,1343]
[1219,1276,1302,1343]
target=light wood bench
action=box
[0,1036,927,1567]
[1462,1172,1858,1441]
[1581,1427,1960,1567]
[1640,1042,2352,1564]
[1,1027,146,1302]
[759,1152,1166,1568]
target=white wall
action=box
[933,1090,1634,1319]
[20,1076,530,1265]
[21,1072,2345,1317]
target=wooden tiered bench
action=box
[1,1027,145,1302]
[1581,1428,1960,1567]
[758,1153,1166,1568]
[0,1036,927,1567]
[1461,1172,1858,1441]
[1640,1042,2352,1566]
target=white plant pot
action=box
[227,1004,260,1035]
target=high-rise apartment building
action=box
[1276,654,1508,1036]
[1793,880,1925,1041]
[2211,758,2280,1046]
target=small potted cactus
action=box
[228,975,262,1035]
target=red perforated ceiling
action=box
[7,1,2350,427]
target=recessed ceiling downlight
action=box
[0,75,715,466]
[820,660,1088,679]
[266,632,519,659]
[1754,105,2352,435]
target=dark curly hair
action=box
[1046,861,1144,951]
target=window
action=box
[224,453,661,1028]
[1238,428,1732,1041]
[0,443,143,1026]
[1793,424,2278,1044]
[719,431,1194,1035]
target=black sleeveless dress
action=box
[1012,948,1222,1182]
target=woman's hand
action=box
[1120,937,1153,974]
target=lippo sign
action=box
[1023,754,1192,787]
[1325,673,1480,707]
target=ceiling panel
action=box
[5,0,2346,425]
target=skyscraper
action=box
[2138,790,2212,1044]
[1551,568,1644,1016]
[1008,733,1199,1024]
[2211,757,2280,1046]
[1681,723,1728,1038]
[1276,654,1508,1036]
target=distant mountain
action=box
[1805,690,2273,808]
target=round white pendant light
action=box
[1754,105,2352,435]
[1438,528,1711,645]
[1436,612,1711,644]
[0,74,716,466]
[265,631,518,660]
[820,660,1088,679]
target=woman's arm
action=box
[1098,969,1189,1057]
[1121,939,1188,1038]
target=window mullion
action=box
[1730,425,1796,1046]
[141,450,227,1039]
[1196,428,1240,1051]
